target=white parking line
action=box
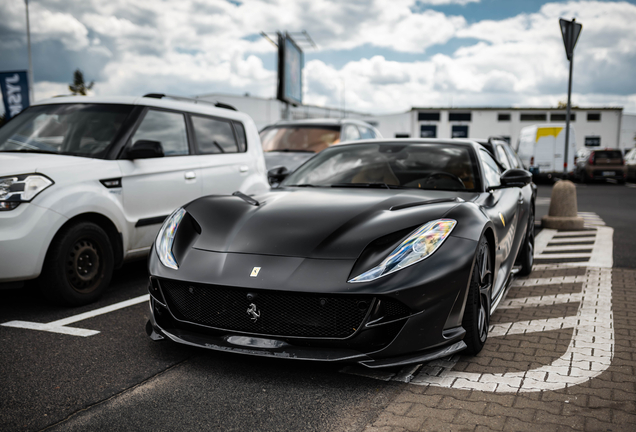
[498,292,582,308]
[1,294,150,337]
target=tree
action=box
[69,69,94,96]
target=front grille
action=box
[159,280,375,339]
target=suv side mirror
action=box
[127,140,164,159]
[267,166,289,186]
[500,169,532,188]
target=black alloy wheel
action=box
[462,236,492,355]
[40,221,114,306]
[518,207,535,276]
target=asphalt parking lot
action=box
[1,182,634,432]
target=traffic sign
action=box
[560,18,582,61]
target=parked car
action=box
[516,124,576,180]
[259,118,381,176]
[574,148,626,183]
[0,94,269,305]
[624,148,636,182]
[146,139,535,368]
[475,137,526,171]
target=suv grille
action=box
[160,280,383,339]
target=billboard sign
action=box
[277,33,303,105]
[0,71,30,119]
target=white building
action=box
[197,94,626,152]
[620,114,636,152]
[367,107,624,152]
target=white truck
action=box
[515,124,576,180]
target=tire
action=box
[462,236,492,355]
[517,207,535,276]
[40,221,114,306]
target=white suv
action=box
[0,94,269,305]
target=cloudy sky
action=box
[1,0,635,115]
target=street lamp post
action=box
[559,18,582,176]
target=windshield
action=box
[282,143,480,192]
[260,125,340,153]
[0,103,133,158]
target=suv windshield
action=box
[282,143,479,192]
[260,125,340,153]
[0,103,133,158]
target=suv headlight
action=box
[349,219,457,283]
[155,208,187,270]
[0,174,54,211]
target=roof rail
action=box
[142,93,237,111]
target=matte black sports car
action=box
[146,139,535,368]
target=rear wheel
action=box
[40,221,114,306]
[462,237,492,355]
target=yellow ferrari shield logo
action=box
[250,267,261,277]
[499,213,505,227]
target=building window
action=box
[418,112,440,121]
[550,113,576,121]
[498,113,511,121]
[452,125,468,138]
[395,133,410,138]
[520,113,547,121]
[420,125,437,138]
[449,112,471,122]
[585,136,601,147]
[587,113,601,121]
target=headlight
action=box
[155,208,187,270]
[348,219,457,283]
[0,174,54,211]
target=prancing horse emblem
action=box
[247,303,260,322]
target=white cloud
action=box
[2,0,635,116]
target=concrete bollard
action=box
[541,180,585,230]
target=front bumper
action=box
[0,203,67,282]
[146,235,478,367]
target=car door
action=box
[118,108,202,252]
[476,148,523,300]
[189,114,254,195]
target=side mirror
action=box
[500,169,532,188]
[126,140,164,159]
[267,166,289,186]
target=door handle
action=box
[518,191,524,205]
[184,171,196,180]
[239,165,249,173]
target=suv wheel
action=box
[40,221,114,306]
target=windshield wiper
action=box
[0,148,59,155]
[330,183,405,190]
[283,183,317,187]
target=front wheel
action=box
[462,237,492,355]
[40,221,114,306]
[517,207,535,276]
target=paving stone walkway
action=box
[344,214,636,431]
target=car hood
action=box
[185,188,480,259]
[0,153,111,177]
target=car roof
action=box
[31,95,254,124]
[334,138,482,149]
[264,117,377,128]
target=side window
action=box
[233,121,247,152]
[132,109,188,156]
[342,125,361,141]
[503,145,522,169]
[480,149,501,188]
[191,115,238,154]
[359,126,375,139]
[496,145,512,169]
